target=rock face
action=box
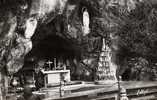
[6,17,37,75]
[0,0,154,88]
[2,0,157,99]
[0,0,69,99]
[0,15,37,75]
[0,14,18,74]
[25,0,144,81]
[0,0,69,75]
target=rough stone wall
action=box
[0,0,153,99]
[0,0,149,85]
[28,0,143,81]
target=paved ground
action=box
[34,81,157,100]
[6,81,157,100]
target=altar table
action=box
[42,70,70,87]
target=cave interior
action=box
[20,15,83,81]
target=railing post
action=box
[60,73,65,97]
[117,76,129,100]
[120,87,129,100]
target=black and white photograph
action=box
[1,0,157,100]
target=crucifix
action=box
[46,60,53,70]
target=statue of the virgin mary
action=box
[82,7,90,36]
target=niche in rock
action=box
[23,34,82,73]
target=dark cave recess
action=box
[25,34,82,62]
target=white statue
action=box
[82,7,90,36]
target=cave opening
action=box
[21,33,82,81]
[31,34,81,60]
